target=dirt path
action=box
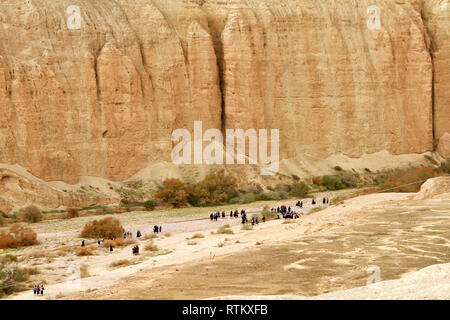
[4,196,336,300]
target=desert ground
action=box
[2,177,449,300]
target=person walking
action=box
[40,285,44,295]
[33,285,36,295]
[36,285,40,295]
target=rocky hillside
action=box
[0,0,448,186]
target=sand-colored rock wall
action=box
[0,0,447,186]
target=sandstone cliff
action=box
[0,0,448,211]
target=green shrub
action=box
[439,159,450,174]
[424,155,438,165]
[184,183,209,207]
[241,224,253,231]
[0,262,29,297]
[254,193,270,201]
[143,200,156,211]
[240,193,256,204]
[320,176,345,191]
[18,205,42,223]
[263,191,280,200]
[217,225,234,234]
[340,173,358,188]
[0,225,38,249]
[289,182,310,197]
[261,209,277,221]
[80,217,124,239]
[196,170,238,205]
[378,166,443,193]
[0,254,18,263]
[277,190,288,199]
[155,178,189,208]
[66,208,79,219]
[145,241,159,252]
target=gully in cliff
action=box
[171,121,279,175]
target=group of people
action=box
[272,197,330,219]
[210,209,245,222]
[273,205,299,219]
[33,284,44,296]
[80,227,160,253]
[124,231,133,238]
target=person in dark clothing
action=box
[300,201,303,208]
[312,199,316,205]
[110,245,113,252]
[37,286,40,295]
[277,207,280,213]
[137,230,141,238]
[33,285,36,295]
[255,218,259,224]
[288,206,291,213]
[81,240,85,247]
[251,217,255,226]
[222,211,225,218]
[210,213,213,221]
[262,216,266,223]
[230,211,233,218]
[159,226,162,233]
[40,285,44,295]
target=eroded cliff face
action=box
[419,0,450,157]
[0,0,447,186]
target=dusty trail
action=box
[4,196,334,300]
[5,180,449,300]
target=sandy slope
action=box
[4,185,449,300]
[210,263,450,300]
